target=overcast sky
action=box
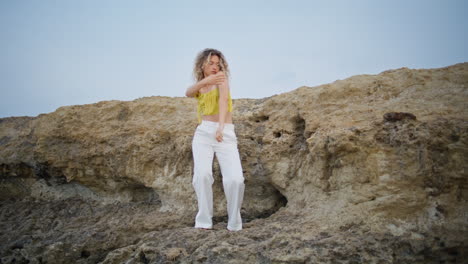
[1,0,467,118]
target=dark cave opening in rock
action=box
[273,131,282,138]
[213,187,288,224]
[119,184,161,204]
[246,189,288,221]
[254,115,269,123]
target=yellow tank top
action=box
[195,86,233,124]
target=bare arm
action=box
[214,80,229,142]
[187,72,226,97]
[185,79,208,97]
[217,79,230,130]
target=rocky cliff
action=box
[1,62,467,263]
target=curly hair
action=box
[192,48,230,82]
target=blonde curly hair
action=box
[192,48,230,82]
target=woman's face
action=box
[203,55,221,77]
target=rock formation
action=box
[1,62,467,263]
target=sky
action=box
[1,0,467,118]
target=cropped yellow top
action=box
[195,86,233,124]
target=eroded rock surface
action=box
[1,62,467,263]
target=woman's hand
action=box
[215,126,224,142]
[203,71,226,87]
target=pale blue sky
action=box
[1,0,467,118]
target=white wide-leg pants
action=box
[191,120,245,231]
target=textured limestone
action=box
[1,62,467,263]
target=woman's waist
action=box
[201,111,232,120]
[197,98,233,114]
[198,107,233,115]
[198,119,235,129]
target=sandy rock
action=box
[1,62,467,263]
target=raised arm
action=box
[185,79,208,97]
[187,72,226,97]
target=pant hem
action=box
[195,223,213,229]
[227,225,242,231]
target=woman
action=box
[185,48,245,231]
